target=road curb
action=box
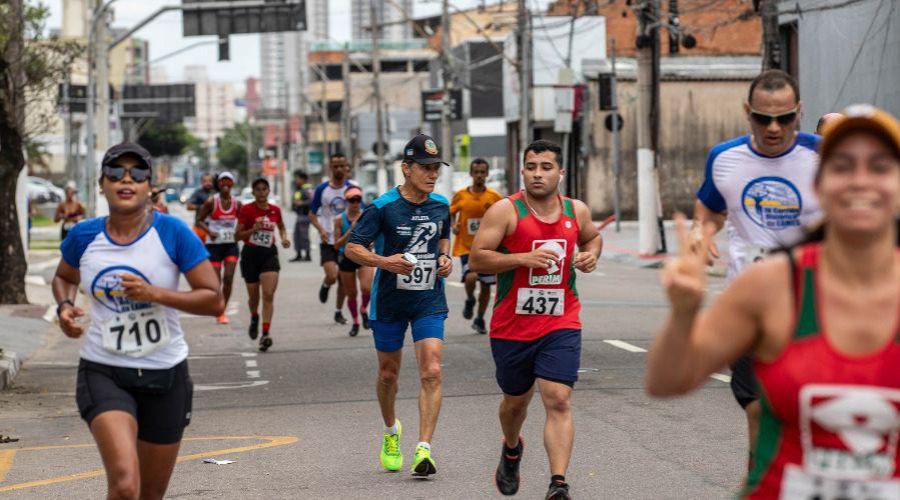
[0,350,22,391]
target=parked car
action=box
[27,176,64,204]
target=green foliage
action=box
[216,122,263,180]
[137,119,196,157]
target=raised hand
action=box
[661,214,715,313]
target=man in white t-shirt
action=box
[693,69,821,465]
[310,153,358,324]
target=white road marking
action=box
[710,373,732,383]
[195,380,269,391]
[245,360,257,368]
[603,340,647,353]
[246,370,261,379]
[28,257,60,273]
[446,282,464,288]
[241,352,257,358]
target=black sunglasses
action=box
[749,107,799,127]
[347,197,362,203]
[102,164,151,183]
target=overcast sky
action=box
[45,0,554,85]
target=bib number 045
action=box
[516,288,564,316]
[101,307,171,358]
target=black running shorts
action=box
[75,359,193,444]
[206,243,239,264]
[320,242,338,265]
[338,252,361,272]
[730,354,758,409]
[240,245,280,283]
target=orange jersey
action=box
[450,187,503,256]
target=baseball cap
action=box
[218,171,235,183]
[402,134,449,166]
[344,186,363,199]
[819,104,900,161]
[101,142,152,170]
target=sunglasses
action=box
[749,106,799,127]
[347,197,362,203]
[102,164,151,183]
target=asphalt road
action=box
[0,208,744,499]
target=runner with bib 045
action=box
[52,142,224,499]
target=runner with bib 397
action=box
[470,140,601,500]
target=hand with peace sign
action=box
[660,213,716,314]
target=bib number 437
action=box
[516,288,564,316]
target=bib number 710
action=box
[516,288,564,316]
[101,307,171,358]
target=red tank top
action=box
[206,194,238,245]
[489,192,582,341]
[745,243,900,498]
[210,194,237,221]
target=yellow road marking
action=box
[0,435,297,493]
[0,450,16,483]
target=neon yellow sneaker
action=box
[380,420,403,471]
[411,444,437,477]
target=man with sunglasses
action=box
[692,69,822,466]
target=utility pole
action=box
[516,0,531,190]
[319,62,328,158]
[370,0,387,195]
[341,44,351,156]
[760,0,781,70]
[610,39,621,233]
[96,4,110,154]
[440,0,454,197]
[636,1,661,255]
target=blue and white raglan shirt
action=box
[310,179,358,244]
[697,133,822,279]
[60,212,209,369]
[348,188,451,323]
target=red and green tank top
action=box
[489,191,582,341]
[744,243,900,499]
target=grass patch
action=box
[31,214,56,227]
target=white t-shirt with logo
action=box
[310,179,358,244]
[60,213,209,369]
[697,133,822,279]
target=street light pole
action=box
[440,0,454,197]
[370,0,387,195]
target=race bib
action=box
[208,219,236,244]
[781,464,900,500]
[516,288,564,316]
[101,306,171,358]
[397,259,437,291]
[467,218,481,235]
[250,230,274,248]
[740,246,769,269]
[63,221,77,231]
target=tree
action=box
[216,122,262,181]
[0,1,81,304]
[137,119,196,158]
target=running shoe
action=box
[248,315,259,340]
[334,311,348,325]
[472,317,487,335]
[259,334,273,353]
[545,480,570,500]
[361,311,370,330]
[463,298,476,320]
[217,313,230,325]
[318,284,329,303]
[411,445,436,477]
[349,324,359,337]
[380,420,403,472]
[495,437,523,496]
[289,255,303,262]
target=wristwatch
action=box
[56,299,75,317]
[439,253,451,261]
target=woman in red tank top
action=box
[647,106,900,498]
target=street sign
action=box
[121,84,196,122]
[598,74,615,111]
[182,0,307,37]
[605,113,624,132]
[421,89,462,122]
[58,84,114,114]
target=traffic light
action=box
[218,36,230,61]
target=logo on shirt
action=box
[529,239,567,286]
[406,222,438,254]
[329,196,347,218]
[90,266,154,313]
[800,385,900,479]
[741,176,803,230]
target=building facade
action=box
[351,0,413,41]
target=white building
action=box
[183,66,237,146]
[351,0,413,41]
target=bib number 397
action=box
[516,288,564,316]
[101,307,171,358]
[397,260,436,291]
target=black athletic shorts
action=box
[206,243,239,264]
[240,245,280,283]
[75,358,193,444]
[730,354,758,409]
[338,252,361,272]
[320,242,338,265]
[491,329,581,396]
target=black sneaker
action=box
[361,311,370,330]
[259,334,273,352]
[472,317,487,335]
[349,324,359,337]
[463,298,476,320]
[318,284,329,303]
[289,255,303,262]
[248,316,259,340]
[545,480,570,500]
[334,311,347,325]
[495,437,523,496]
